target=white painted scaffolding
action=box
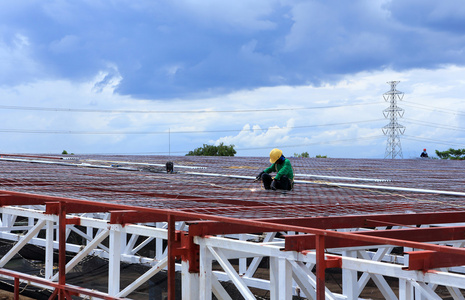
[1,190,465,299]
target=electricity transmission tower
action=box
[382,81,405,159]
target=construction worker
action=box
[256,148,294,190]
[420,149,428,158]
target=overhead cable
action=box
[403,135,465,147]
[0,118,385,135]
[402,101,465,116]
[54,135,387,155]
[93,133,465,155]
[236,135,386,151]
[0,102,381,114]
[403,118,465,132]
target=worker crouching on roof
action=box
[420,149,428,158]
[256,148,294,191]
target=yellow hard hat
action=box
[269,148,283,163]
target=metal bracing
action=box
[243,232,277,278]
[0,219,47,268]
[357,248,397,299]
[50,228,110,282]
[117,257,168,298]
[0,202,174,298]
[290,260,317,299]
[208,245,257,299]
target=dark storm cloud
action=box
[1,0,464,99]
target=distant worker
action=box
[256,148,294,190]
[420,148,428,158]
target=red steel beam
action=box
[167,214,176,300]
[0,190,199,224]
[268,211,465,230]
[46,201,125,215]
[0,188,460,234]
[189,222,272,237]
[0,190,124,211]
[188,219,465,258]
[316,234,325,300]
[404,250,465,271]
[188,211,465,236]
[403,250,465,271]
[58,202,67,290]
[0,269,125,299]
[285,226,465,251]
[0,193,48,206]
[109,210,198,225]
[13,277,19,300]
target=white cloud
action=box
[91,67,123,94]
[214,119,296,148]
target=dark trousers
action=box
[262,173,293,191]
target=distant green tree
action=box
[435,148,465,160]
[315,154,328,158]
[62,150,68,155]
[186,143,236,156]
[294,152,310,158]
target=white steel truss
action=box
[0,204,465,299]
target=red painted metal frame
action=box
[168,215,176,300]
[187,211,465,236]
[404,250,465,271]
[284,225,465,251]
[316,235,325,300]
[2,154,465,300]
[58,202,67,298]
[3,189,465,299]
[13,277,19,300]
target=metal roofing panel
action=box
[0,155,464,220]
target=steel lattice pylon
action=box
[383,81,405,159]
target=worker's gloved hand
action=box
[271,179,277,190]
[256,171,265,180]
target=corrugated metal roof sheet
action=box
[0,154,464,219]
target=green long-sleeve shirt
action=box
[264,158,294,181]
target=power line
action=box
[91,134,465,155]
[0,102,381,114]
[403,135,465,148]
[37,133,463,156]
[0,118,385,135]
[402,101,465,116]
[403,118,465,132]
[237,135,385,151]
[77,135,387,155]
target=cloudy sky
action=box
[1,0,465,159]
